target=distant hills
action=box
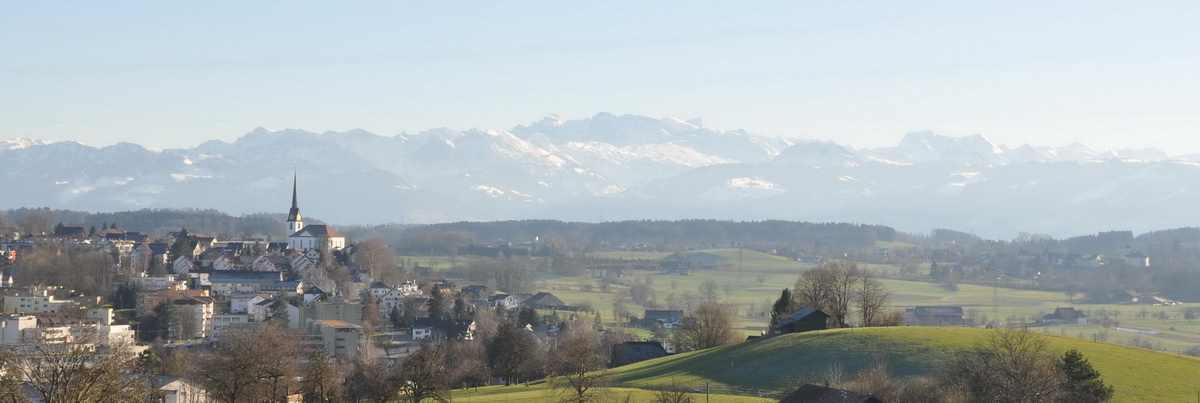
[3,113,1199,239]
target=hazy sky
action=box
[2,2,1197,153]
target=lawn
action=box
[609,327,1200,402]
[435,248,1200,356]
[397,255,479,270]
[450,383,774,402]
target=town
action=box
[0,175,1196,402]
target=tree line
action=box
[770,260,895,329]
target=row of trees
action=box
[2,207,286,240]
[771,260,892,328]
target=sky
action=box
[2,2,1198,153]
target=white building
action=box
[135,273,188,291]
[4,289,73,314]
[208,314,249,340]
[284,174,346,252]
[0,315,36,344]
[306,319,363,360]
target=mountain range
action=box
[3,113,1198,239]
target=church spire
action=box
[286,172,303,233]
[290,173,299,214]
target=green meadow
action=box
[610,327,1200,402]
[450,385,774,402]
[417,248,1200,356]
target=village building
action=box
[1042,307,1088,324]
[306,319,363,360]
[639,309,685,329]
[522,292,568,310]
[611,341,670,367]
[772,308,830,335]
[905,306,965,326]
[779,384,881,403]
[285,174,346,252]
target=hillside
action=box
[610,327,1200,402]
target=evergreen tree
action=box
[147,301,176,341]
[268,296,290,324]
[487,325,538,385]
[389,307,405,329]
[170,228,194,262]
[452,296,471,321]
[427,288,446,320]
[517,306,539,327]
[770,288,797,328]
[1058,349,1113,402]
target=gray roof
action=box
[912,306,964,316]
[644,310,684,321]
[773,308,829,328]
[523,292,566,307]
[290,224,344,238]
[209,270,284,283]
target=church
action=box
[285,174,346,252]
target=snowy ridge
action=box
[0,114,1195,238]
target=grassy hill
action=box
[451,385,775,402]
[610,327,1200,402]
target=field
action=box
[609,327,1200,402]
[451,385,773,402]
[451,327,1200,402]
[420,248,1200,354]
[543,249,812,335]
[398,255,480,270]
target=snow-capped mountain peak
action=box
[0,115,1190,238]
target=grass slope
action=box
[610,327,1200,402]
[451,384,774,402]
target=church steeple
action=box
[286,173,304,234]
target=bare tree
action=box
[17,208,55,236]
[354,239,396,283]
[398,342,450,403]
[487,325,540,385]
[549,318,612,402]
[673,301,739,352]
[461,257,537,295]
[0,348,26,403]
[448,340,490,390]
[13,327,154,402]
[857,273,891,327]
[794,260,883,327]
[942,330,1061,403]
[191,324,301,402]
[471,305,502,343]
[792,261,859,326]
[343,358,401,403]
[301,347,345,403]
[652,383,695,403]
[698,280,719,301]
[15,245,114,299]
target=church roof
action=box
[289,224,344,239]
